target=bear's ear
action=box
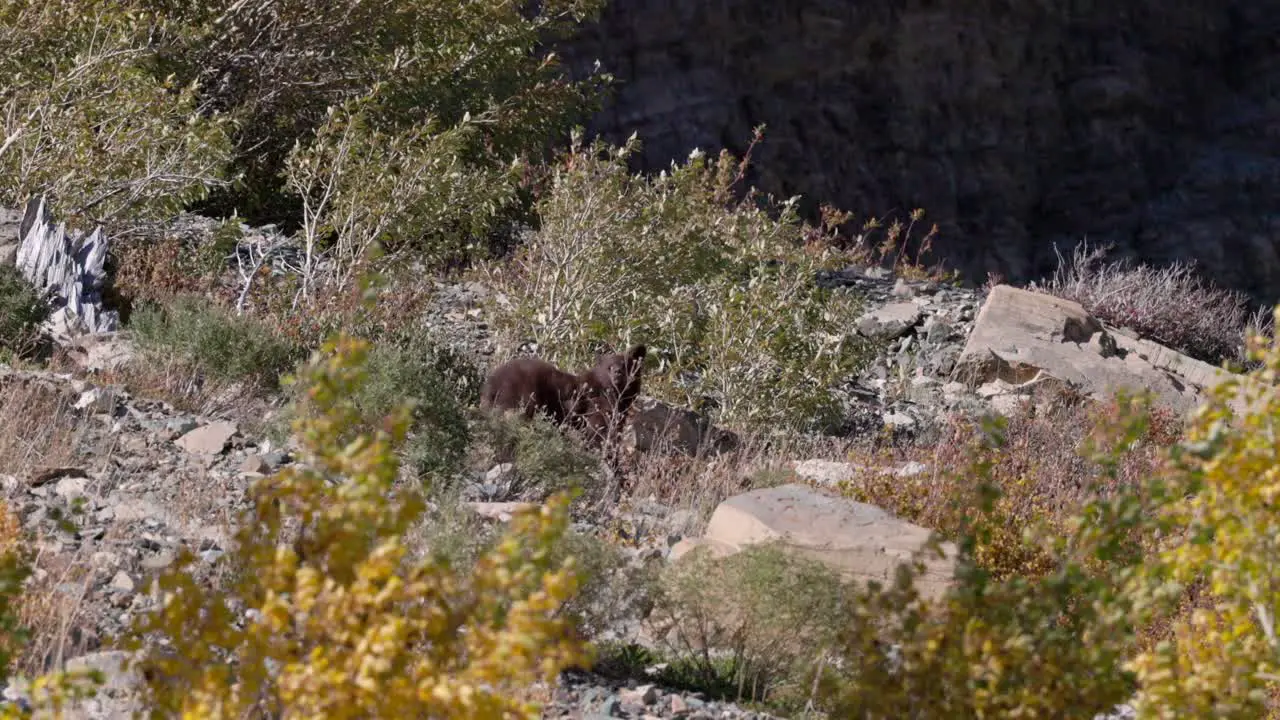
[627,344,647,362]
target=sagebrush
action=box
[485,132,874,431]
[129,295,303,391]
[1037,242,1261,365]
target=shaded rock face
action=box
[559,1,1280,301]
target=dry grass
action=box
[1035,241,1266,365]
[0,376,87,476]
[0,378,103,674]
[92,353,272,423]
[842,386,1181,579]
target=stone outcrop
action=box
[559,1,1280,301]
[671,484,957,600]
[7,197,117,340]
[955,285,1234,413]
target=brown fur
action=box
[479,345,647,445]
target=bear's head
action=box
[584,343,647,399]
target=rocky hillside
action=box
[0,207,1246,716]
[559,0,1280,300]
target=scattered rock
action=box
[856,302,924,340]
[174,421,238,456]
[66,333,136,373]
[467,501,537,522]
[110,571,135,593]
[792,459,862,487]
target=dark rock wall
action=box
[559,0,1280,301]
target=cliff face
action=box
[559,1,1280,300]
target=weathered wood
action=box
[10,196,118,340]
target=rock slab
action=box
[955,285,1231,413]
[174,421,238,456]
[672,484,956,600]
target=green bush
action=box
[468,410,600,502]
[144,0,610,241]
[130,295,303,390]
[0,1,231,230]
[550,530,656,641]
[0,265,47,360]
[339,331,481,481]
[648,543,848,709]
[485,133,874,431]
[3,0,607,274]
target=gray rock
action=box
[239,454,271,475]
[175,421,238,456]
[619,684,658,705]
[13,197,118,340]
[110,571,135,593]
[856,302,923,340]
[672,484,957,600]
[626,398,738,457]
[54,476,89,501]
[792,459,863,487]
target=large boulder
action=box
[955,285,1233,414]
[671,484,956,600]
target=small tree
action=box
[144,0,610,230]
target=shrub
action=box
[1121,312,1280,718]
[0,1,231,230]
[406,501,651,646]
[0,265,47,360]
[648,543,848,708]
[286,328,483,482]
[129,295,303,390]
[845,386,1180,580]
[817,348,1280,719]
[0,501,29,683]
[550,530,655,642]
[0,501,107,718]
[1036,241,1257,365]
[127,334,588,717]
[816,398,1166,718]
[485,132,874,431]
[146,0,610,237]
[468,409,600,503]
